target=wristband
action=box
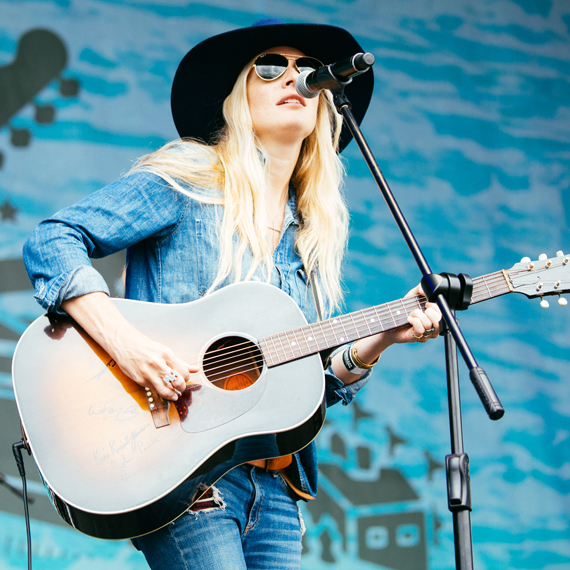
[342,346,368,375]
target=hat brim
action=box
[171,22,374,153]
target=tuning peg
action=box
[540,298,550,309]
[520,256,531,263]
[556,251,565,257]
[559,296,568,307]
[538,253,548,260]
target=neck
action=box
[260,142,299,252]
[257,138,302,255]
[259,138,302,202]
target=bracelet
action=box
[342,346,368,375]
[350,341,381,370]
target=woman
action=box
[23,19,441,570]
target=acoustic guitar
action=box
[12,253,569,539]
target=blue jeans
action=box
[132,465,303,569]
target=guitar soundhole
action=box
[203,336,265,391]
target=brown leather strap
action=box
[267,454,293,471]
[247,454,293,471]
[278,469,315,501]
[245,456,315,501]
[247,459,268,469]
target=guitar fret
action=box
[315,321,331,349]
[283,331,299,361]
[266,336,279,365]
[367,306,384,334]
[398,299,410,326]
[309,325,323,351]
[371,305,386,333]
[287,329,303,359]
[347,313,361,341]
[470,271,511,304]
[327,319,341,346]
[259,339,274,367]
[298,326,312,357]
[360,309,374,336]
[332,317,349,344]
[481,275,493,300]
[275,332,290,363]
[386,303,398,327]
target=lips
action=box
[277,94,305,106]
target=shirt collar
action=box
[284,185,299,230]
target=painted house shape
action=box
[305,425,429,570]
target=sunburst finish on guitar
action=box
[12,254,569,539]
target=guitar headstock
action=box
[506,251,569,307]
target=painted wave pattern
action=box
[0,1,568,569]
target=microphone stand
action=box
[326,73,505,569]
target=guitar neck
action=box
[259,270,511,367]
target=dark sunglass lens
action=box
[255,54,288,80]
[296,57,321,74]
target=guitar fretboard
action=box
[259,269,512,367]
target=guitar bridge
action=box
[143,386,171,428]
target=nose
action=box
[281,59,299,86]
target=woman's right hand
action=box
[62,292,196,401]
[107,326,194,400]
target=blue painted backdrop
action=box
[0,1,568,569]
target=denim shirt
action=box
[23,169,370,499]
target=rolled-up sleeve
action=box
[23,171,189,314]
[324,347,372,407]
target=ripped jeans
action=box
[132,465,304,570]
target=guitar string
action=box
[174,265,566,385]
[194,295,429,368]
[193,271,510,370]
[174,273,514,383]
[183,272,510,373]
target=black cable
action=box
[12,440,32,570]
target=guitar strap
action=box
[308,270,324,322]
[308,271,334,368]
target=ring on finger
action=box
[162,369,182,395]
[412,331,424,339]
[422,327,435,338]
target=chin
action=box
[282,120,315,140]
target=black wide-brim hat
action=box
[171,18,374,153]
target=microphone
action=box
[296,52,375,99]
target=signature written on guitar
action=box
[93,424,153,468]
[88,400,141,422]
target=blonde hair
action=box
[132,55,349,312]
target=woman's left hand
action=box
[387,283,442,345]
[332,283,442,384]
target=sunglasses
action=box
[252,53,323,81]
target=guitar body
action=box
[12,282,326,539]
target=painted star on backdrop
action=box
[0,200,17,221]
